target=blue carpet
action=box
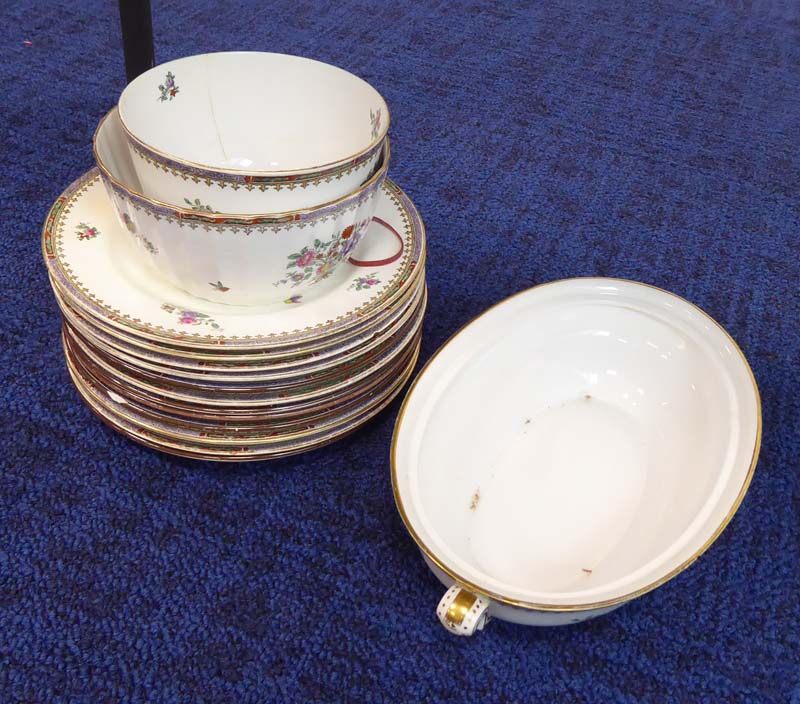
[1,0,799,701]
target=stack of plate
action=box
[41,52,429,460]
[44,169,425,460]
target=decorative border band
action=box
[128,134,384,192]
[101,169,386,234]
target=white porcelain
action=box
[118,52,388,212]
[53,276,426,380]
[43,169,424,349]
[392,279,761,634]
[93,108,391,306]
[64,332,420,462]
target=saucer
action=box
[44,169,424,351]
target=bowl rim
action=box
[390,277,762,612]
[117,51,391,177]
[93,108,390,224]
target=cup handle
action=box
[436,584,491,636]
[348,216,404,268]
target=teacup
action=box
[94,108,392,306]
[392,278,761,634]
[117,52,389,213]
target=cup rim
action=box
[390,277,762,612]
[117,51,391,177]
[93,107,390,224]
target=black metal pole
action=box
[118,0,155,83]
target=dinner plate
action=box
[65,304,423,407]
[66,334,420,459]
[54,276,426,379]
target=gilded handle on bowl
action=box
[436,584,491,636]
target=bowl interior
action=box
[118,52,388,173]
[393,279,759,607]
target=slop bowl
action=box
[117,52,389,213]
[392,278,761,635]
[94,107,390,306]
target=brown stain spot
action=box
[469,489,481,511]
[584,394,592,401]
[524,418,531,425]
[582,568,593,575]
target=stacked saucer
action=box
[43,52,426,461]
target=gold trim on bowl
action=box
[390,277,763,613]
[95,108,390,223]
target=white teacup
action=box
[117,52,389,213]
[94,108,391,306]
[392,278,761,634]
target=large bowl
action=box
[118,52,389,213]
[94,108,390,306]
[392,278,761,634]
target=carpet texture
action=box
[1,0,798,701]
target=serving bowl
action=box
[118,52,389,213]
[392,278,761,634]
[94,108,391,306]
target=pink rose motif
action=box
[296,250,315,268]
[366,277,379,286]
[179,311,198,324]
[77,223,98,240]
[315,260,334,278]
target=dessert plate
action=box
[66,305,423,407]
[62,285,425,386]
[65,325,422,423]
[67,334,419,446]
[44,170,424,351]
[54,275,425,378]
[66,336,419,460]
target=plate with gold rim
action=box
[67,337,420,446]
[74,357,412,436]
[44,170,425,351]
[54,274,426,377]
[65,325,422,423]
[65,305,423,408]
[64,287,426,390]
[71,369,414,462]
[48,259,425,364]
[65,336,419,456]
